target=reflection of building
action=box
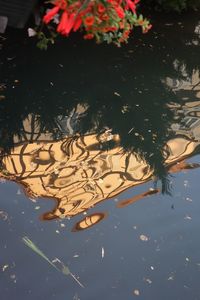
[166,68,200,140]
[165,69,200,99]
[0,131,152,218]
[171,101,200,140]
[0,124,199,220]
[12,104,87,144]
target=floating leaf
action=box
[22,236,58,270]
[22,236,84,288]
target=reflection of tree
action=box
[1,12,200,190]
[0,129,200,220]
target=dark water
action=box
[1,11,200,300]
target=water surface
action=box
[1,11,200,300]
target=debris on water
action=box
[10,274,17,283]
[143,277,152,284]
[16,189,21,195]
[184,285,190,289]
[53,168,59,175]
[185,257,190,262]
[73,254,79,258]
[185,197,192,202]
[114,92,120,97]
[34,206,40,210]
[155,245,161,252]
[183,180,189,188]
[133,289,140,296]
[128,128,134,134]
[59,214,66,219]
[150,266,154,270]
[184,215,192,220]
[139,234,149,242]
[0,210,8,221]
[7,57,15,61]
[121,105,129,114]
[101,247,105,258]
[98,178,104,184]
[60,223,66,228]
[2,264,9,272]
[55,230,60,234]
[167,274,175,281]
[73,293,80,300]
[29,197,37,203]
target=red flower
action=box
[125,0,140,13]
[57,11,76,35]
[57,11,68,34]
[83,33,94,39]
[64,13,76,35]
[114,6,125,18]
[73,16,83,31]
[97,3,106,14]
[84,16,95,26]
[43,6,60,24]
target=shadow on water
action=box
[1,12,200,225]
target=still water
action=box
[1,11,200,300]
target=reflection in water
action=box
[117,189,160,208]
[0,105,200,221]
[72,212,107,232]
[0,131,154,219]
[1,15,200,229]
